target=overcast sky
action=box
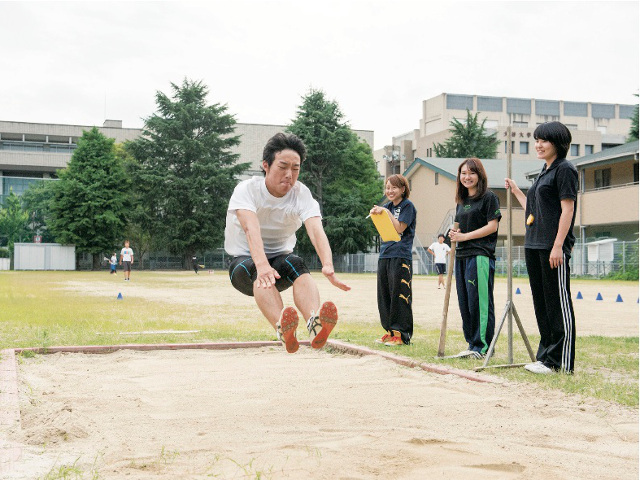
[1,1,638,149]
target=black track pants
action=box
[525,248,576,374]
[377,257,413,344]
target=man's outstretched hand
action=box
[322,265,351,291]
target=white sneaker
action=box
[306,311,321,343]
[524,361,553,374]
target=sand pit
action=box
[4,346,638,479]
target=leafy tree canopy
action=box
[434,110,499,159]
[49,127,130,268]
[21,179,57,244]
[288,89,353,212]
[288,90,382,254]
[126,79,248,267]
[0,189,29,250]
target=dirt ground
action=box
[2,272,639,479]
[59,272,640,337]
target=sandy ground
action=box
[5,348,638,480]
[1,272,638,479]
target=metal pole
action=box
[507,126,513,364]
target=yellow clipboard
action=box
[370,212,401,242]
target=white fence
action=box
[14,243,76,270]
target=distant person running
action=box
[192,256,200,274]
[119,240,134,281]
[109,253,117,275]
[428,234,451,289]
[224,133,351,353]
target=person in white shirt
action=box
[109,253,117,275]
[119,240,134,281]
[427,234,451,289]
[225,133,351,353]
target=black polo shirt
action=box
[525,158,578,256]
[454,190,501,259]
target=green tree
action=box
[628,94,639,142]
[0,189,29,251]
[288,89,382,254]
[322,135,383,254]
[21,179,57,243]
[126,79,248,268]
[49,127,130,269]
[288,89,353,213]
[434,110,500,158]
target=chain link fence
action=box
[79,240,638,280]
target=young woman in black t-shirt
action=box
[505,121,577,375]
[449,158,501,358]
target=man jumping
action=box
[224,133,350,353]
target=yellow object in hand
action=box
[526,214,534,226]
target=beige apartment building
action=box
[375,93,636,178]
[0,119,374,202]
[403,140,639,252]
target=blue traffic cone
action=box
[616,294,623,303]
[515,287,521,294]
[117,292,123,300]
[596,293,603,301]
[576,291,583,299]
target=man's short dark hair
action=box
[533,122,572,160]
[438,234,445,239]
[262,133,307,170]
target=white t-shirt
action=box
[120,247,133,262]
[428,242,450,264]
[224,176,321,257]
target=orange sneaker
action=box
[384,330,404,346]
[276,307,299,353]
[375,331,392,344]
[310,301,338,349]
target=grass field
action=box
[1,270,638,407]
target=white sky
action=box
[1,0,638,150]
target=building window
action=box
[565,124,578,130]
[504,141,515,154]
[585,145,594,155]
[519,142,529,154]
[594,168,611,189]
[570,144,580,156]
[435,172,439,185]
[513,121,528,128]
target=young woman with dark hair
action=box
[505,121,578,374]
[449,158,501,358]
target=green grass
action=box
[1,271,637,408]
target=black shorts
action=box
[228,254,310,297]
[122,261,132,272]
[435,263,446,275]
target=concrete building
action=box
[401,140,638,254]
[376,93,636,178]
[0,119,374,202]
[548,140,638,242]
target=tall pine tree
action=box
[288,89,352,214]
[288,89,382,254]
[434,110,499,159]
[49,127,129,269]
[126,79,248,267]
